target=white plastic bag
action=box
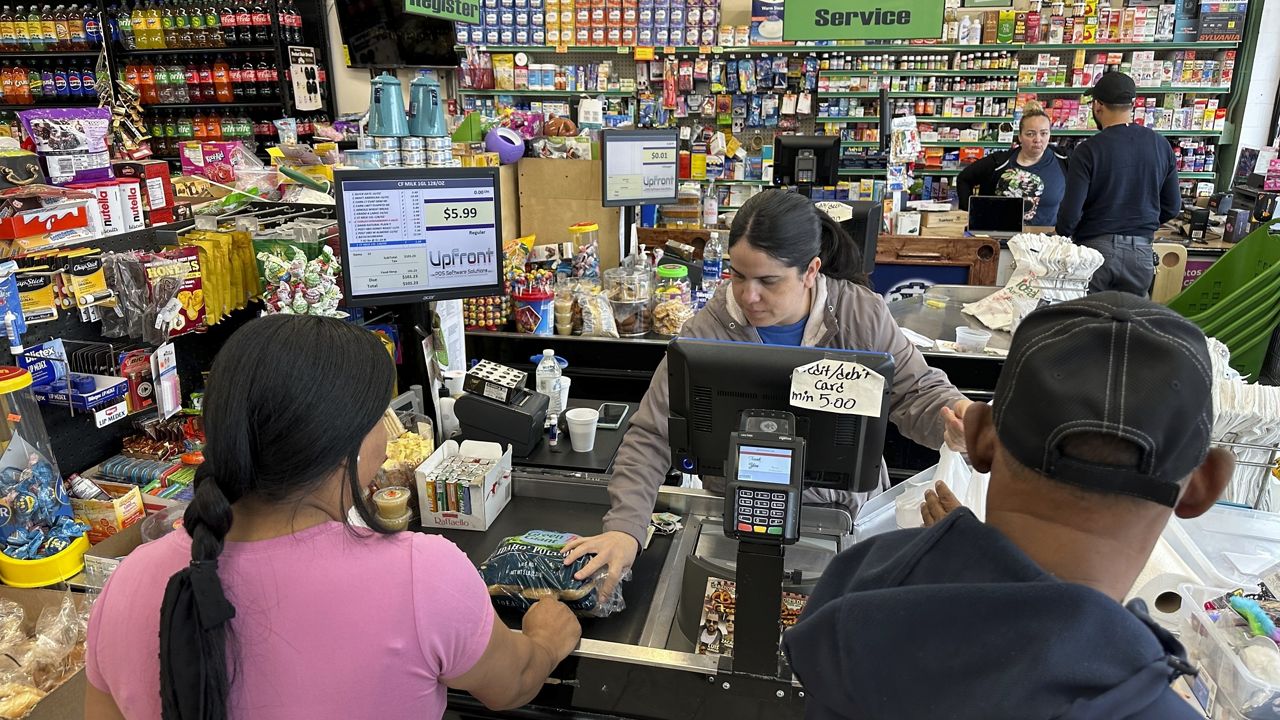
[896,446,990,527]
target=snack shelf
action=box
[684,178,770,185]
[912,115,1016,122]
[837,168,887,176]
[454,41,1239,55]
[840,141,880,148]
[920,140,1010,147]
[817,116,881,123]
[0,99,101,111]
[1051,128,1222,136]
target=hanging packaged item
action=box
[17,107,113,186]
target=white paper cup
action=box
[565,407,599,453]
[559,377,572,411]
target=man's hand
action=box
[921,481,962,527]
[941,399,972,452]
[562,531,639,599]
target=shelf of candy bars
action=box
[459,50,635,96]
[1022,93,1227,133]
[454,0,722,48]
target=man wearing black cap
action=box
[1056,72,1183,296]
[783,293,1234,720]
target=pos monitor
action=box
[772,135,840,187]
[600,129,680,207]
[667,338,895,492]
[334,167,504,307]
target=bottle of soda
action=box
[170,60,188,102]
[80,63,95,96]
[67,3,86,48]
[233,1,248,44]
[191,109,207,141]
[39,62,54,97]
[212,54,231,102]
[129,1,145,47]
[53,5,71,50]
[12,5,30,48]
[14,64,30,104]
[173,0,190,47]
[203,3,220,46]
[67,60,82,95]
[176,111,193,146]
[188,0,204,45]
[155,57,174,103]
[204,109,221,140]
[1,65,16,104]
[24,6,42,50]
[143,0,162,47]
[163,111,178,156]
[122,58,139,91]
[182,58,199,100]
[149,113,165,155]
[227,53,242,99]
[137,60,157,103]
[256,57,272,98]
[217,0,233,45]
[250,0,265,42]
[239,55,256,99]
[159,0,175,47]
[38,5,55,50]
[197,55,214,101]
[0,7,16,49]
[83,3,98,45]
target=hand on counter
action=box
[562,531,638,600]
[921,481,963,528]
[524,597,583,661]
[942,399,972,453]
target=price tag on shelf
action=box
[94,400,129,429]
[663,46,676,54]
[698,45,712,53]
[712,46,725,54]
[555,45,569,53]
[635,46,655,60]
[617,45,630,54]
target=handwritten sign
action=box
[789,359,884,417]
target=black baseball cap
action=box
[992,293,1214,507]
[1090,71,1137,105]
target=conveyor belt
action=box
[417,495,672,647]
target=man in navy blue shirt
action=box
[1056,72,1182,296]
[783,294,1235,720]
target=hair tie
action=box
[187,563,237,631]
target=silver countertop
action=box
[888,285,1012,359]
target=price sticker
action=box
[634,46,655,60]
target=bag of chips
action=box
[479,530,627,617]
[18,108,113,186]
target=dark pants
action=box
[1078,234,1156,298]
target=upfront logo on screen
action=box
[429,247,497,276]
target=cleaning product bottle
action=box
[536,349,563,418]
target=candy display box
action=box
[416,440,512,532]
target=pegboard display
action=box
[456,48,640,124]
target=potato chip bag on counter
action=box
[480,530,628,617]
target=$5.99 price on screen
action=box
[425,201,495,227]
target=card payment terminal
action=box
[723,411,804,545]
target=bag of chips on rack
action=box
[479,530,627,617]
[18,108,113,186]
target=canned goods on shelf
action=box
[401,136,426,151]
[381,149,402,167]
[373,136,401,150]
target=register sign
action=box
[790,359,885,418]
[403,0,480,24]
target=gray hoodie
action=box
[602,274,966,546]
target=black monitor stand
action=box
[731,542,787,677]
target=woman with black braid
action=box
[84,315,580,720]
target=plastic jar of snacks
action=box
[652,264,694,336]
[603,266,651,337]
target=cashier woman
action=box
[565,190,973,595]
[85,316,581,720]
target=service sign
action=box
[783,0,945,41]
[404,0,480,24]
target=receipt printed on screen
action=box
[789,359,884,417]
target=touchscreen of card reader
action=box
[736,445,793,485]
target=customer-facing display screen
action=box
[736,445,794,485]
[337,170,502,306]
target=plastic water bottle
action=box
[702,231,725,298]
[536,349,562,417]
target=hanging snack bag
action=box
[480,530,627,617]
[18,108,113,186]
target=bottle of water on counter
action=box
[536,348,562,417]
[702,231,725,300]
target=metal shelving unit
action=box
[1052,128,1223,136]
[457,88,634,97]
[1026,85,1232,95]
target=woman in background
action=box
[957,102,1069,227]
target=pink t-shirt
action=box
[86,522,494,720]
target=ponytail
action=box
[817,212,871,288]
[159,475,239,720]
[157,315,397,720]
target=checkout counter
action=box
[433,406,831,720]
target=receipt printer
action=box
[455,388,549,457]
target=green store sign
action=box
[783,0,945,41]
[404,0,479,24]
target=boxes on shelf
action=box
[416,440,512,532]
[80,521,144,590]
[70,480,145,545]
